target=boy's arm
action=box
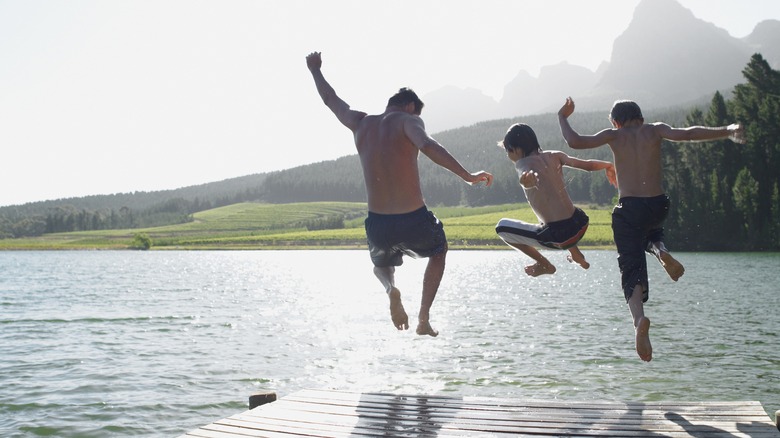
[558,152,618,188]
[557,97,618,149]
[306,52,366,132]
[654,123,746,144]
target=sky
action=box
[2,0,779,207]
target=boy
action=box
[496,123,616,277]
[557,97,745,361]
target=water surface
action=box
[1,250,777,437]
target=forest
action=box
[1,54,778,251]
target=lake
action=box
[1,250,778,437]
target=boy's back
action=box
[515,151,577,224]
[607,123,665,198]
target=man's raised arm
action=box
[306,51,365,132]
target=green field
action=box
[0,202,616,250]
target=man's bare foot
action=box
[658,251,684,281]
[388,287,409,330]
[635,316,652,362]
[566,253,590,270]
[416,320,439,337]
[525,262,556,277]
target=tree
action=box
[730,54,780,246]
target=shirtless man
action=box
[495,123,616,276]
[305,51,493,337]
[558,97,745,361]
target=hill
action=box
[0,202,614,250]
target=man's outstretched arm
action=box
[404,116,493,186]
[306,51,365,132]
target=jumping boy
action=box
[557,96,745,361]
[495,123,616,277]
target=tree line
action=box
[663,54,779,250]
[0,174,268,238]
[1,55,778,250]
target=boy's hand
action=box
[519,170,539,189]
[558,97,575,118]
[605,163,618,188]
[727,123,746,144]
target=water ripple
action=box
[0,250,777,437]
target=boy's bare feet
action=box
[658,251,684,281]
[525,262,556,277]
[416,320,439,337]
[388,287,409,330]
[635,316,652,362]
[566,248,590,270]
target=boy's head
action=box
[387,87,424,115]
[499,123,541,158]
[609,100,644,127]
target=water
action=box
[1,250,778,437]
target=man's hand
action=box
[467,171,494,187]
[306,51,322,72]
[558,96,575,119]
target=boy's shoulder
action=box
[541,150,568,160]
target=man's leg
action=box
[627,284,652,362]
[417,248,446,337]
[374,265,409,331]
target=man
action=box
[558,96,745,361]
[305,51,493,336]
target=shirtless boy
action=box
[496,123,616,276]
[557,97,745,361]
[306,51,493,337]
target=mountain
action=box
[592,0,749,107]
[422,0,780,133]
[421,85,502,134]
[498,62,601,118]
[744,19,780,69]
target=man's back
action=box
[355,111,426,214]
[608,124,665,198]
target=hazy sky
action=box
[2,0,779,207]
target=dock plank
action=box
[180,389,779,437]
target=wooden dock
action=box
[180,388,779,437]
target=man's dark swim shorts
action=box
[364,206,446,267]
[612,194,670,303]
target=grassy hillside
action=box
[0,202,615,250]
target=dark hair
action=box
[610,100,643,125]
[500,123,541,156]
[387,87,424,115]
